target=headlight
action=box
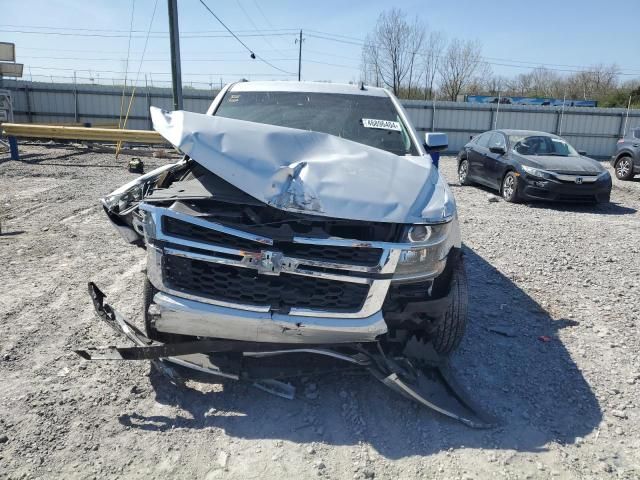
[522,165,554,179]
[598,170,611,180]
[407,225,432,242]
[103,184,144,214]
[394,222,451,279]
[101,163,179,214]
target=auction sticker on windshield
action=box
[362,118,401,131]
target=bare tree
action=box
[565,64,619,99]
[361,40,381,87]
[422,31,445,100]
[361,8,426,96]
[504,72,534,96]
[438,39,485,100]
[527,67,563,97]
[405,23,426,98]
[471,73,506,96]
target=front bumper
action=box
[520,174,611,202]
[141,204,460,344]
[149,290,388,343]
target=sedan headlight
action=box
[394,222,452,279]
[522,165,554,179]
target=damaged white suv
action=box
[83,82,477,421]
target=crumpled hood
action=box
[520,154,604,174]
[151,107,455,224]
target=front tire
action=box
[501,171,520,203]
[615,156,634,180]
[431,259,468,355]
[458,159,472,185]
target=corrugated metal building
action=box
[4,80,640,158]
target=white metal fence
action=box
[4,80,640,158]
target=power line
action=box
[7,23,638,78]
[18,48,297,57]
[25,65,293,77]
[252,1,279,31]
[305,48,361,62]
[10,73,291,87]
[0,23,298,34]
[197,0,295,75]
[235,0,292,59]
[119,0,136,129]
[0,28,296,39]
[307,32,364,47]
[20,55,299,63]
[304,59,358,70]
[306,32,640,76]
[197,0,259,56]
[305,29,367,43]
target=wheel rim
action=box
[459,161,468,183]
[617,159,631,177]
[503,175,515,199]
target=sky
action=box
[2,0,639,88]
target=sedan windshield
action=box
[510,135,579,157]
[214,91,418,156]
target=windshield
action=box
[510,135,579,157]
[214,91,418,156]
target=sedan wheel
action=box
[458,159,471,185]
[501,172,520,203]
[615,157,634,180]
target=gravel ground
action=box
[0,145,639,480]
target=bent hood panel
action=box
[151,107,455,224]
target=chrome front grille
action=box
[163,255,370,312]
[554,173,598,183]
[162,216,383,266]
[142,204,400,318]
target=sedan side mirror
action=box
[578,150,587,156]
[489,146,506,155]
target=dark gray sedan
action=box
[457,129,612,203]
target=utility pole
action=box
[167,0,183,110]
[297,30,303,81]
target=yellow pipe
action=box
[1,123,165,144]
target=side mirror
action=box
[489,146,506,155]
[578,150,587,156]
[424,132,448,152]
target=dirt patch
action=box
[1,145,639,479]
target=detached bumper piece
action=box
[76,282,496,429]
